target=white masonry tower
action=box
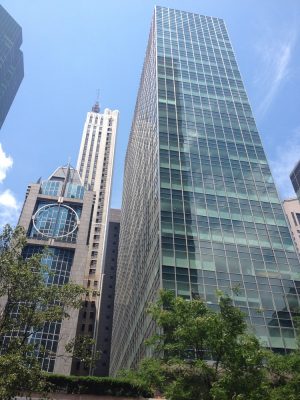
[75,102,119,374]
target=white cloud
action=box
[0,143,20,228]
[254,26,297,117]
[0,189,18,209]
[0,143,13,183]
[270,127,300,200]
[0,189,20,228]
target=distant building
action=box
[111,6,300,375]
[0,4,24,129]
[8,165,95,374]
[73,104,119,375]
[283,198,300,254]
[290,161,300,200]
[93,208,120,376]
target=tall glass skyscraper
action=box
[0,4,24,129]
[111,6,300,374]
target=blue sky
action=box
[0,0,299,227]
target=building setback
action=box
[110,6,300,375]
[72,104,119,375]
[12,165,95,374]
[0,4,24,129]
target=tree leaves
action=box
[124,290,300,400]
[0,225,88,399]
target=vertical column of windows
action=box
[85,127,96,183]
[91,129,102,187]
[79,126,90,176]
[95,126,114,224]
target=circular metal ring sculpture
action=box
[32,203,79,239]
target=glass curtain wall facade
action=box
[0,4,24,129]
[111,16,160,373]
[290,160,300,200]
[20,246,75,372]
[2,242,75,372]
[111,6,300,375]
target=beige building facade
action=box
[283,198,300,254]
[16,166,95,374]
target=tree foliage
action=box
[122,290,300,400]
[65,335,100,370]
[44,374,153,397]
[0,225,89,399]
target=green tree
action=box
[0,225,89,399]
[124,290,270,400]
[265,349,300,400]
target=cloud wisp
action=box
[0,189,20,228]
[270,127,300,200]
[0,143,20,228]
[0,143,13,183]
[254,26,297,117]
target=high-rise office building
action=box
[94,208,120,376]
[8,165,95,374]
[111,6,300,374]
[72,104,119,374]
[0,4,24,129]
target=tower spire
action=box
[92,89,100,113]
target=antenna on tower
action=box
[92,89,100,113]
[61,158,72,197]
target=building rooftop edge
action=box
[282,197,299,203]
[154,4,224,21]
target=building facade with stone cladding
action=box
[9,165,95,374]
